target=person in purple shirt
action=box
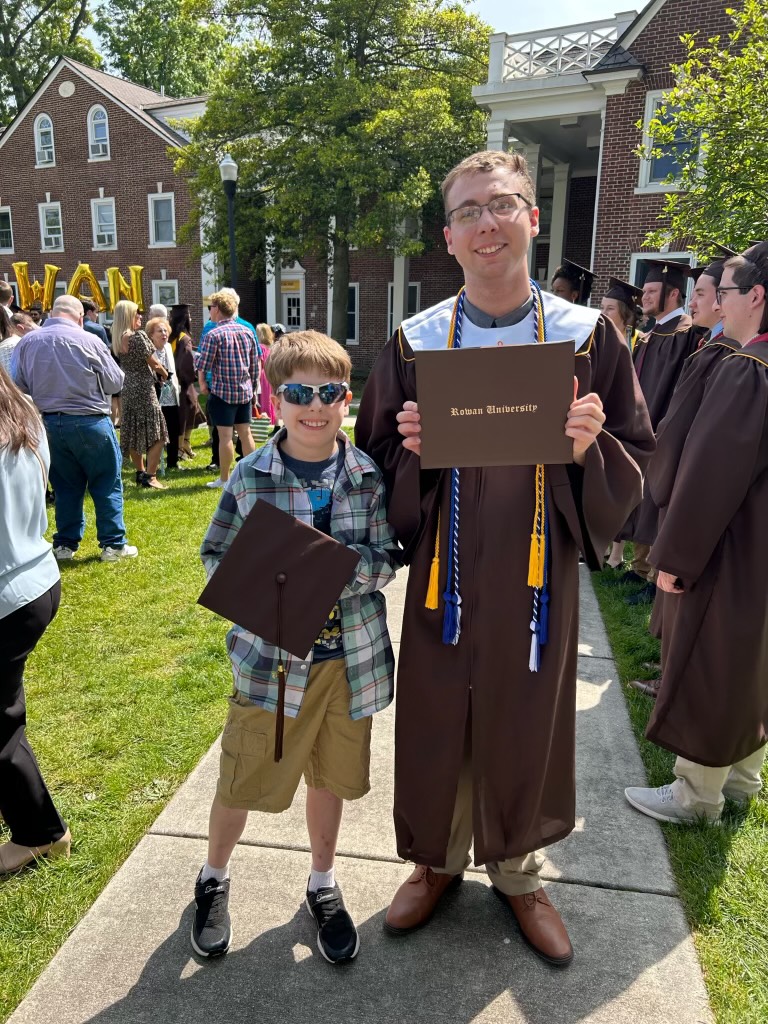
[13,295,138,562]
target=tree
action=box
[180,0,489,341]
[93,0,230,98]
[641,0,768,259]
[0,1,100,124]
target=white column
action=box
[523,144,541,273]
[265,242,281,325]
[486,118,508,152]
[590,106,607,275]
[547,163,571,283]
[392,253,410,334]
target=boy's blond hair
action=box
[265,330,352,389]
[208,290,237,318]
[441,150,536,215]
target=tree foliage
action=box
[93,0,231,98]
[0,0,100,124]
[180,0,489,340]
[641,1,768,259]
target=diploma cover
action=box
[414,342,574,469]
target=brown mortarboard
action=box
[604,277,643,306]
[639,258,691,296]
[170,302,191,314]
[198,499,361,760]
[690,261,727,286]
[553,259,595,304]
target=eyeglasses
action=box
[276,382,348,406]
[715,285,752,303]
[447,193,532,226]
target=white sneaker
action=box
[206,479,225,489]
[100,544,139,562]
[53,546,75,561]
[624,784,720,824]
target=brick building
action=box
[0,58,214,336]
[474,0,736,302]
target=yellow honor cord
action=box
[425,510,441,610]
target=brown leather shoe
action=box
[629,677,661,698]
[384,865,463,935]
[0,829,71,875]
[495,886,573,966]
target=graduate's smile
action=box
[475,243,506,256]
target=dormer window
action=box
[34,114,55,167]
[88,105,110,160]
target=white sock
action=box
[201,861,229,883]
[308,866,335,892]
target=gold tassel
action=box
[425,511,441,610]
[527,533,544,588]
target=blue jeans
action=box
[43,414,127,551]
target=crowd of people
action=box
[1,150,766,984]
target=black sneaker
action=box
[306,881,359,964]
[191,869,232,957]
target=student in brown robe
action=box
[629,256,739,696]
[550,259,594,305]
[625,242,768,822]
[356,150,654,966]
[612,259,703,605]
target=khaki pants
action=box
[672,744,767,819]
[631,543,656,583]
[433,725,541,897]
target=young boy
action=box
[195,330,399,964]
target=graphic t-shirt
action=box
[280,446,345,660]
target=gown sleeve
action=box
[355,330,441,560]
[651,351,768,586]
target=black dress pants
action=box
[161,405,180,469]
[0,581,67,847]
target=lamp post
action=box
[219,154,238,287]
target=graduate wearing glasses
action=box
[356,150,654,966]
[625,242,768,823]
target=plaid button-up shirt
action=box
[200,433,401,719]
[194,318,258,405]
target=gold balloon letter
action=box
[12,261,62,310]
[67,264,108,312]
[106,265,144,311]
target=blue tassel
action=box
[538,588,550,647]
[442,591,461,646]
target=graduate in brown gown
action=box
[356,150,654,966]
[630,255,739,697]
[614,259,703,605]
[625,242,768,823]
[549,259,595,305]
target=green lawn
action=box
[0,430,231,1020]
[592,564,768,1024]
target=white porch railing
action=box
[496,19,620,82]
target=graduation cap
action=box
[690,262,727,287]
[170,302,191,314]
[604,277,643,307]
[198,499,361,761]
[552,260,594,304]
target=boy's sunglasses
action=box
[276,382,349,406]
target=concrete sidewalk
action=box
[9,568,712,1024]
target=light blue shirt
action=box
[0,428,59,619]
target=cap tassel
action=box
[425,511,441,610]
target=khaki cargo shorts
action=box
[216,658,372,812]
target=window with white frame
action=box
[347,283,359,344]
[638,91,697,190]
[387,282,421,336]
[284,293,302,329]
[88,105,110,160]
[5,283,19,306]
[34,114,55,166]
[148,192,176,245]
[91,198,116,249]
[0,208,13,253]
[38,202,63,251]
[152,280,179,307]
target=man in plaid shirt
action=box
[192,329,400,967]
[195,289,259,489]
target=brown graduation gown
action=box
[621,314,702,545]
[647,337,740,639]
[647,340,768,766]
[356,316,654,866]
